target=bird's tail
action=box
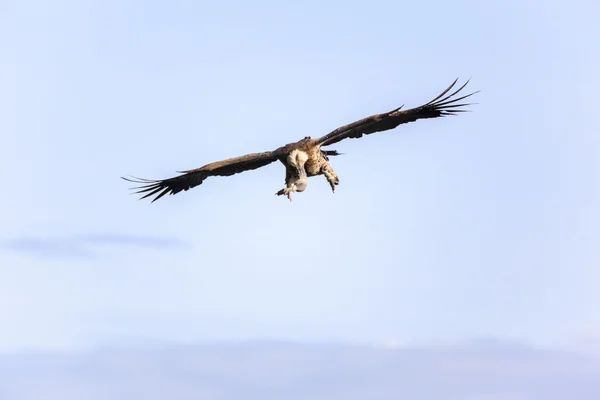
[321,150,344,157]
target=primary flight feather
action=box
[123,78,478,202]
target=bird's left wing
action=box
[122,151,280,202]
[316,78,478,147]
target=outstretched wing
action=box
[122,151,279,202]
[316,78,478,147]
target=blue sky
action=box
[1,0,599,351]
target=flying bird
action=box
[123,78,478,202]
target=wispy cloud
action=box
[74,233,186,249]
[2,237,95,259]
[1,234,188,259]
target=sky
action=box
[1,0,599,352]
[1,342,600,399]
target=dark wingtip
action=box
[427,78,460,104]
[424,78,479,115]
[121,175,158,184]
[121,175,170,203]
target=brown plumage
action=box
[122,78,478,202]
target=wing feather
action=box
[122,151,279,202]
[316,78,478,147]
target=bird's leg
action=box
[321,163,340,193]
[276,154,309,201]
[275,186,294,201]
[275,177,308,201]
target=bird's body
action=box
[123,78,478,202]
[273,139,340,200]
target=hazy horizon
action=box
[1,340,599,399]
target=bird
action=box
[122,78,478,202]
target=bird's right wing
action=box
[316,78,478,147]
[122,151,280,202]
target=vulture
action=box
[123,78,478,202]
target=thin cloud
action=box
[2,237,95,259]
[75,233,186,249]
[1,234,188,259]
